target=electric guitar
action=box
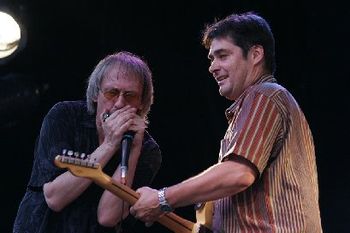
[54,154,213,233]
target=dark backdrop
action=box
[1,0,349,232]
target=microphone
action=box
[120,131,135,184]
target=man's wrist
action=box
[158,187,173,212]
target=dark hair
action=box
[202,12,276,74]
[86,51,154,118]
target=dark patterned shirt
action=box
[212,75,322,233]
[13,100,162,233]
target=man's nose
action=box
[208,60,219,74]
[209,64,220,79]
[113,95,127,109]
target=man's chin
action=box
[218,87,226,97]
[218,88,234,100]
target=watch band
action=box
[158,187,173,212]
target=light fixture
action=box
[0,11,22,62]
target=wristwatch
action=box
[158,187,173,212]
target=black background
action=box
[1,0,349,232]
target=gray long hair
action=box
[86,51,154,118]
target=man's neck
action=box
[244,68,268,89]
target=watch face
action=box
[160,204,172,212]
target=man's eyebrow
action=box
[208,48,226,60]
[103,87,120,92]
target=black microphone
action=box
[120,131,135,184]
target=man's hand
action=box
[130,187,163,224]
[101,106,140,148]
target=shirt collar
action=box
[225,74,276,119]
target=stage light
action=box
[0,11,22,60]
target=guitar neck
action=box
[90,169,195,233]
[54,155,213,233]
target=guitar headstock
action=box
[54,149,103,179]
[194,201,213,231]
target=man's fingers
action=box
[129,207,135,216]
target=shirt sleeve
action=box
[220,92,282,175]
[28,102,76,187]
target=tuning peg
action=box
[194,202,205,210]
[62,149,67,156]
[74,151,80,158]
[80,153,87,159]
[67,150,74,157]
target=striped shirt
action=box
[212,75,322,233]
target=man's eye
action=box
[110,90,119,96]
[124,92,136,98]
[104,90,119,99]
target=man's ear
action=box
[250,45,264,66]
